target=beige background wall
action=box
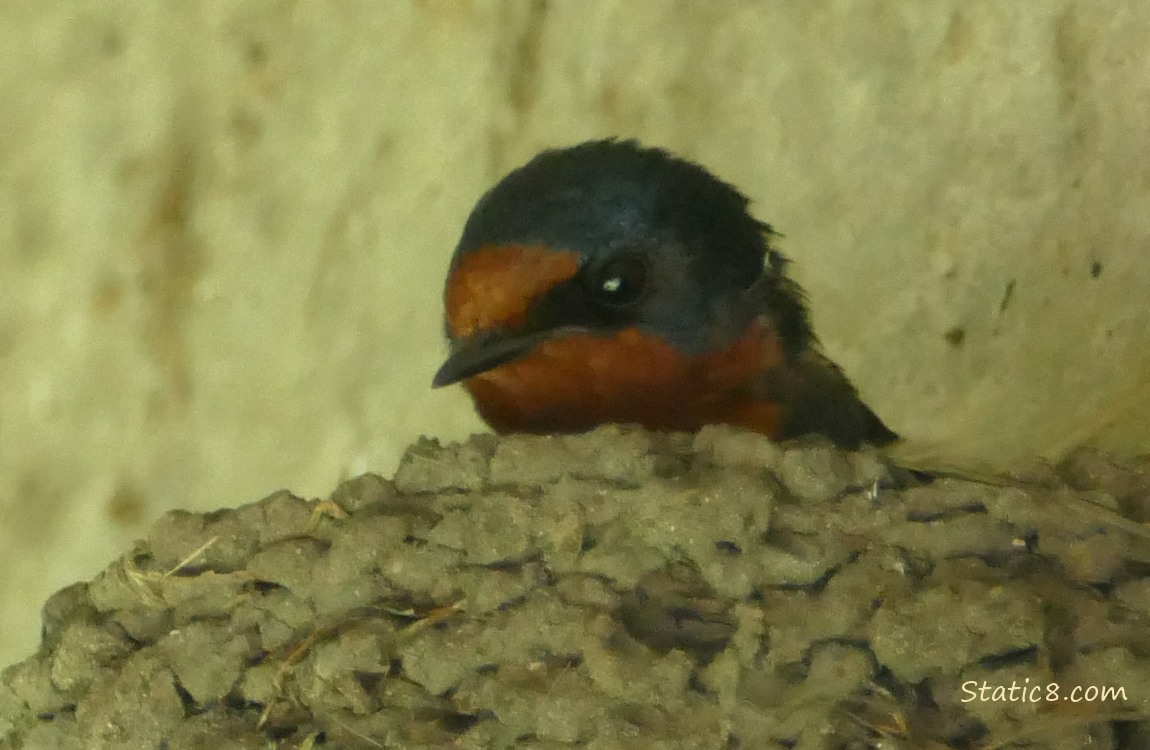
[2,1,1148,669]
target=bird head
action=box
[433,139,812,395]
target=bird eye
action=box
[586,252,648,307]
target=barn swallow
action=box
[432,139,897,449]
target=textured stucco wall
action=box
[1,1,1148,669]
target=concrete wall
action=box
[1,0,1147,667]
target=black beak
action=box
[432,328,567,388]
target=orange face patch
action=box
[463,321,787,437]
[444,245,582,339]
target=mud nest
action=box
[3,426,1150,749]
